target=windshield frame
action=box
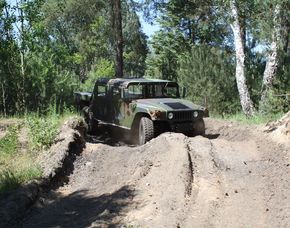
[125,82,180,99]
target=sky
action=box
[138,14,160,39]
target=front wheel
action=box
[192,118,205,136]
[138,117,154,145]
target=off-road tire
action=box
[193,118,205,136]
[82,107,98,135]
[139,117,154,145]
[81,106,89,135]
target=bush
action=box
[25,114,59,151]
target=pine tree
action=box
[111,0,124,77]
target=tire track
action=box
[16,118,290,228]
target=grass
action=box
[26,106,79,151]
[0,163,42,194]
[0,125,19,155]
[0,124,42,194]
[26,114,60,151]
[0,108,79,195]
[213,112,284,125]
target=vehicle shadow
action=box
[203,134,220,140]
[20,185,136,228]
[86,126,221,146]
[85,125,136,147]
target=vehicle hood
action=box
[135,98,204,112]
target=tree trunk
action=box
[230,0,255,116]
[1,82,7,117]
[281,10,289,57]
[16,0,26,112]
[260,4,282,107]
[111,0,124,78]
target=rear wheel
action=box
[138,117,154,145]
[82,107,98,135]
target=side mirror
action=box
[182,87,187,98]
[121,88,125,99]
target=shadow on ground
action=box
[203,134,220,140]
[86,125,135,147]
[86,125,220,147]
[21,185,136,228]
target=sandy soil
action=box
[18,118,290,228]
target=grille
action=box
[173,111,192,121]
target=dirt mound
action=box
[20,119,290,227]
[265,112,290,142]
[204,118,260,141]
[0,117,86,228]
[38,118,86,181]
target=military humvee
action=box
[75,78,208,145]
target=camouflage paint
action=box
[76,78,208,131]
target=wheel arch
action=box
[131,112,152,130]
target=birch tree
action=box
[16,0,26,112]
[230,0,255,116]
[260,2,289,108]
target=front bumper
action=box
[154,118,203,134]
[169,121,194,132]
[151,110,207,134]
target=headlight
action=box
[193,111,199,118]
[168,112,174,120]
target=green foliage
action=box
[259,54,290,114]
[0,125,19,155]
[146,30,188,80]
[159,0,229,46]
[215,112,284,125]
[0,111,80,195]
[177,45,240,114]
[123,2,148,77]
[25,104,78,151]
[0,1,21,115]
[24,49,79,113]
[0,0,289,118]
[0,0,148,116]
[25,104,63,151]
[25,114,59,150]
[0,170,18,194]
[14,165,42,183]
[81,58,115,91]
[0,166,42,195]
[259,90,290,115]
[0,120,43,195]
[144,0,289,116]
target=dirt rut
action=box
[19,119,290,227]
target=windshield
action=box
[126,83,180,99]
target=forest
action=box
[0,0,289,117]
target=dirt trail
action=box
[19,118,290,228]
